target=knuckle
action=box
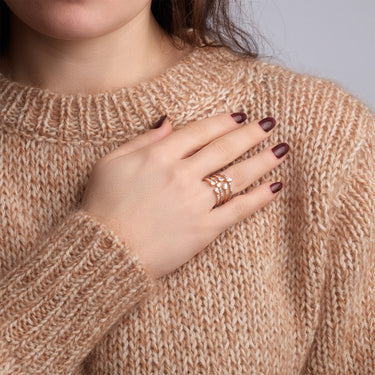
[226,167,243,192]
[176,160,193,182]
[163,163,190,192]
[186,121,210,144]
[211,138,231,162]
[215,113,235,128]
[175,167,191,188]
[145,145,170,166]
[144,147,194,186]
[232,196,247,219]
[211,138,228,154]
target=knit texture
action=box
[0,46,374,374]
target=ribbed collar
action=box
[0,46,245,144]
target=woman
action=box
[0,1,374,374]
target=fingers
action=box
[218,143,289,196]
[185,117,276,177]
[151,113,246,159]
[105,117,173,162]
[208,181,282,234]
[200,141,290,209]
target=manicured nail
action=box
[231,112,247,124]
[153,115,167,129]
[270,182,283,194]
[272,142,290,158]
[259,117,276,132]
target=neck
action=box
[0,6,190,95]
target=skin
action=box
[1,0,191,93]
[2,0,289,280]
[80,114,288,279]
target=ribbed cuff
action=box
[0,209,157,375]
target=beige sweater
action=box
[0,46,374,375]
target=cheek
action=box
[4,0,152,39]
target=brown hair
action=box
[0,1,10,57]
[0,0,262,58]
[151,0,261,58]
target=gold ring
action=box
[203,172,233,208]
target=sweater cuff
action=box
[0,209,158,375]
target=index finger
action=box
[152,113,248,159]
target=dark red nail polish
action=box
[153,115,167,129]
[272,143,290,158]
[231,112,247,124]
[259,117,276,132]
[270,182,283,194]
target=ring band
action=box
[203,172,233,208]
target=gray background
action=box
[236,0,375,112]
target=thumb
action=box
[139,114,173,147]
[150,115,173,140]
[105,115,172,161]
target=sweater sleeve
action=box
[303,98,375,373]
[0,208,158,375]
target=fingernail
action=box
[153,115,167,129]
[272,143,290,158]
[259,117,276,132]
[270,182,283,194]
[231,112,247,124]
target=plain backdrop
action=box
[234,0,375,111]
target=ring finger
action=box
[201,142,290,209]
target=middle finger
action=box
[184,117,277,176]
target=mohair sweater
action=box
[0,45,374,375]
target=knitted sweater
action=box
[0,45,374,375]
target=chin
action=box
[4,0,151,40]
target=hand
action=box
[80,113,289,280]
